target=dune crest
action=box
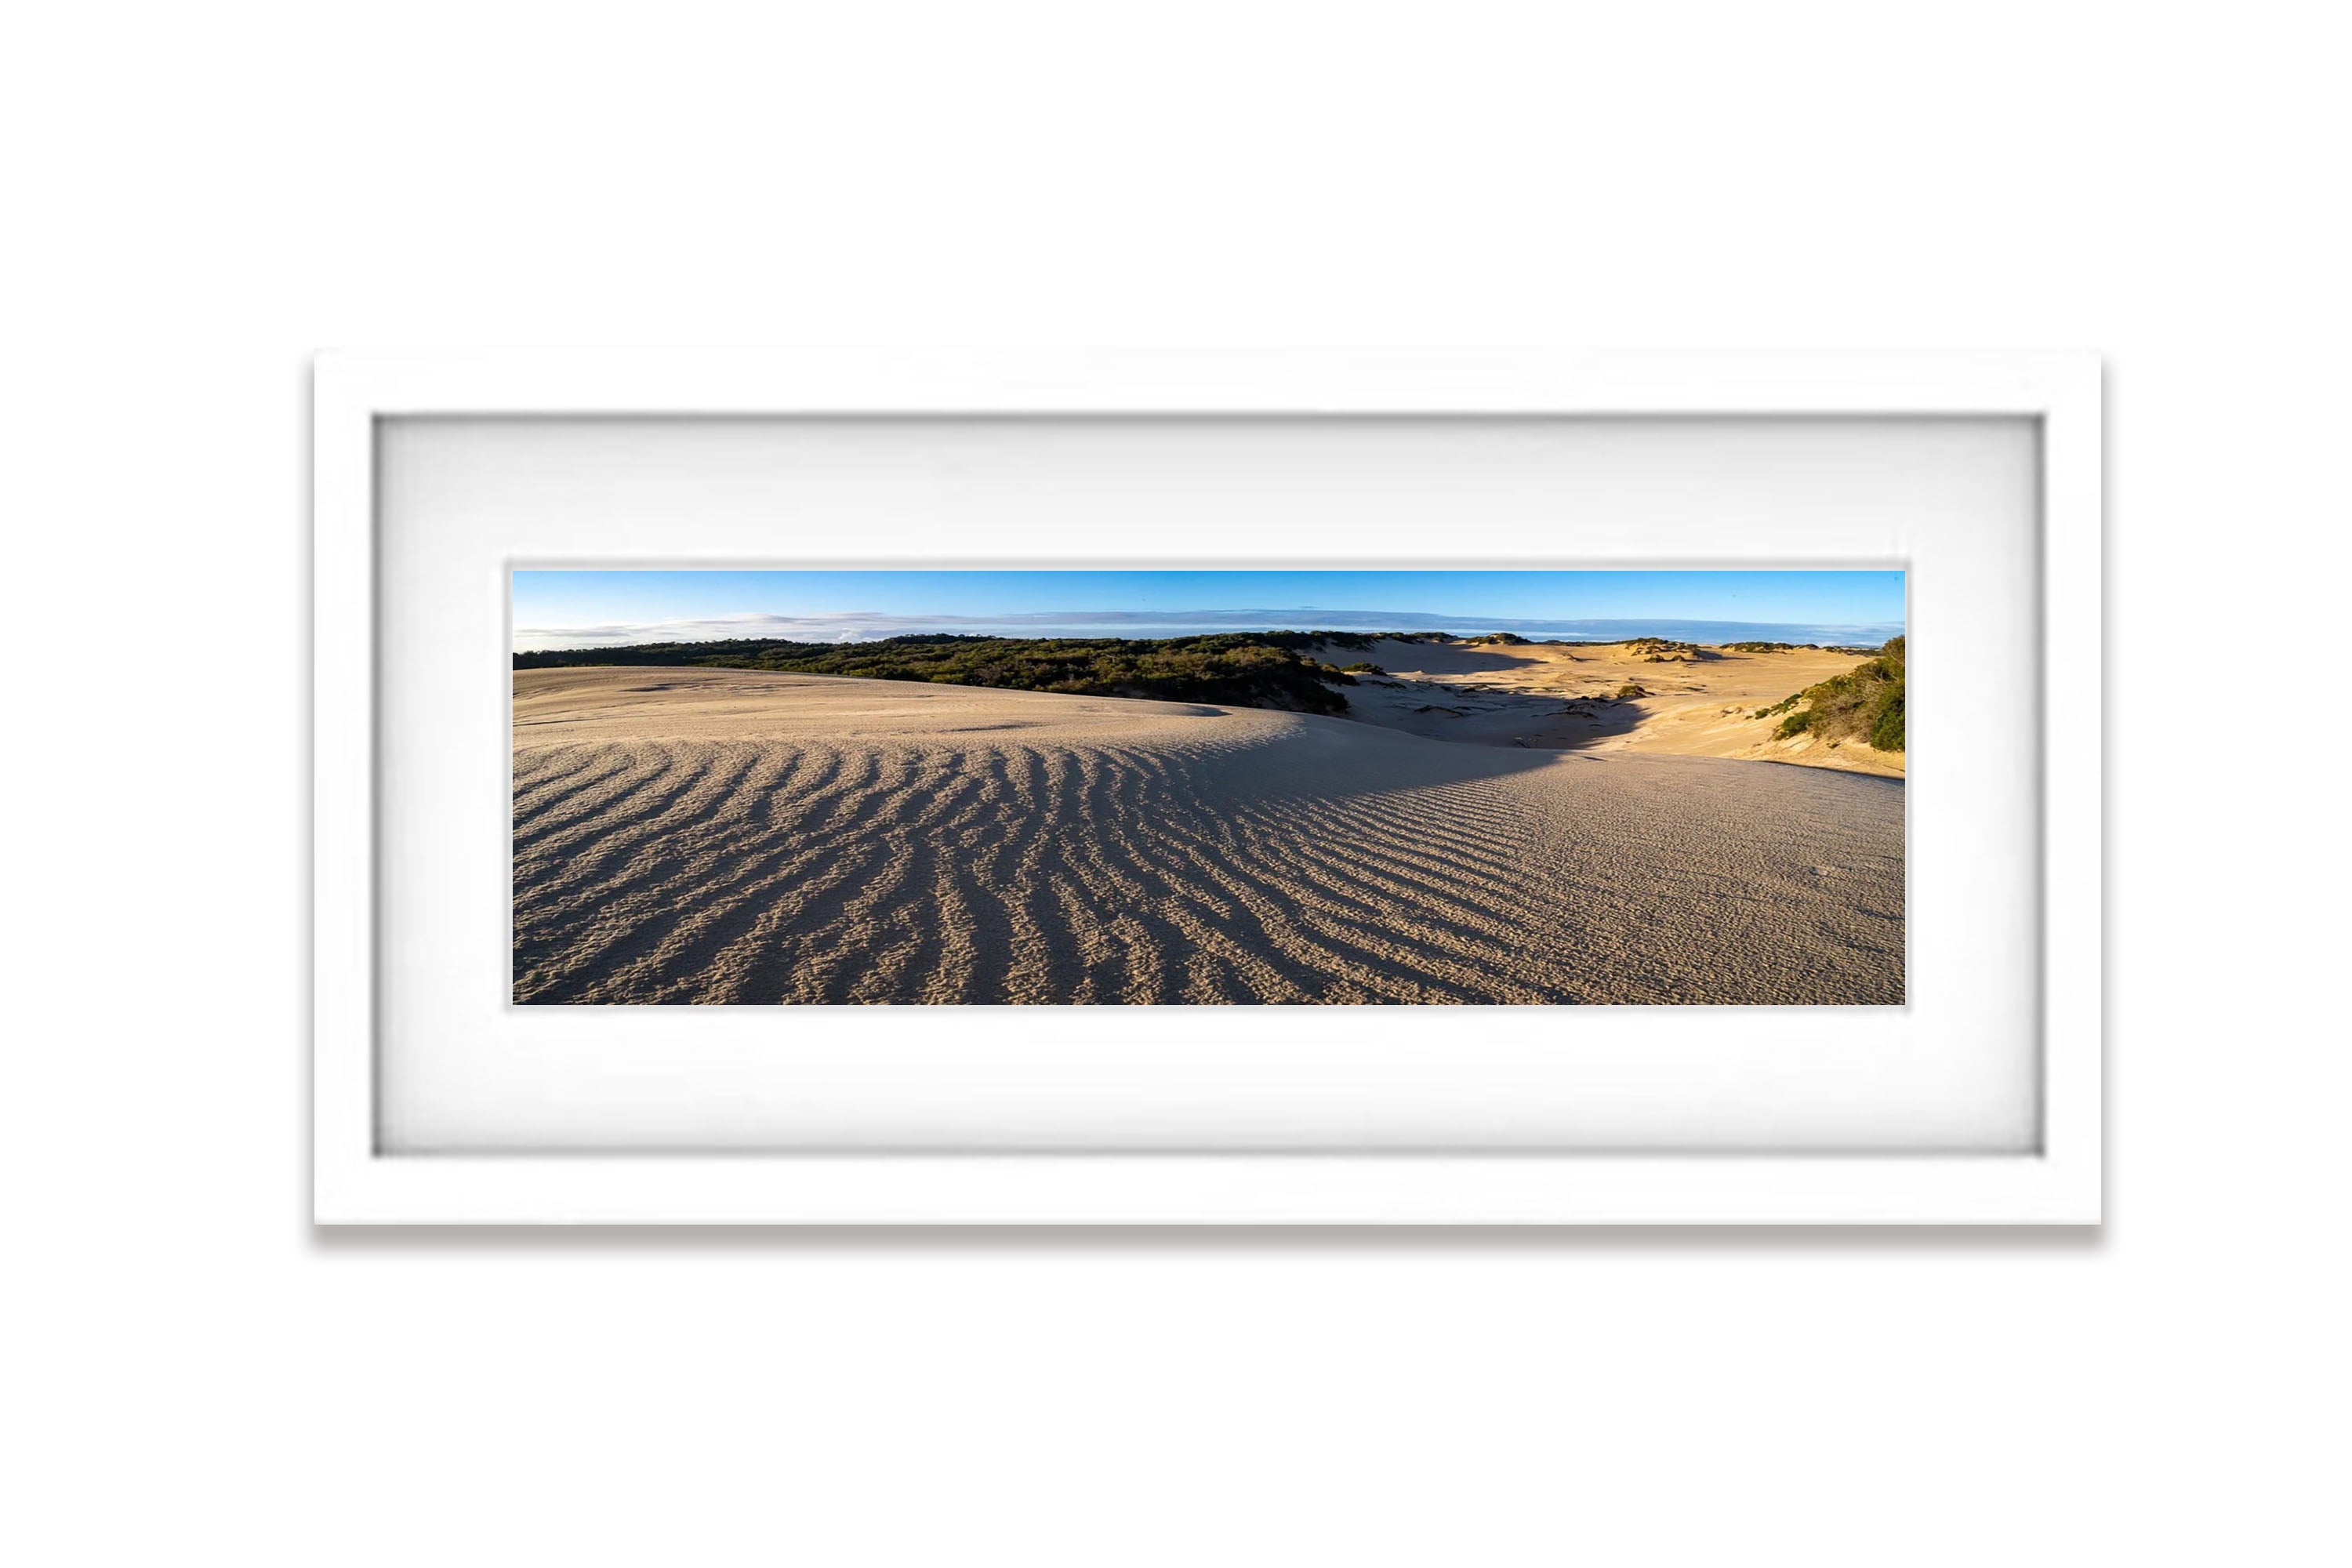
[514,668,1904,1005]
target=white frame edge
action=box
[312,350,2103,1225]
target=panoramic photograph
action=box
[512,569,1907,1006]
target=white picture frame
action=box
[314,350,2101,1225]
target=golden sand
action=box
[1316,638,1904,776]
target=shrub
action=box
[514,630,1378,715]
[1868,691,1906,750]
[1757,635,1906,751]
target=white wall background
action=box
[4,4,2343,1564]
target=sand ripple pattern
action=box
[513,669,1904,1004]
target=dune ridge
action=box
[514,668,1904,1005]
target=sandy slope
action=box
[514,667,1904,1005]
[1319,638,1905,776]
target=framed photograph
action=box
[314,350,2101,1225]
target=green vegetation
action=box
[1617,637,1711,662]
[1721,640,1832,654]
[514,631,1373,715]
[1463,631,1531,645]
[1868,688,1906,750]
[1613,682,1649,701]
[1755,636,1905,751]
[1339,661,1386,674]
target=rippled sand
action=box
[514,667,1904,1004]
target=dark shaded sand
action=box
[514,667,1904,1004]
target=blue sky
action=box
[512,570,1906,651]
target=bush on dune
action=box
[1755,636,1906,752]
[1617,637,1712,662]
[1869,691,1906,750]
[515,631,1374,715]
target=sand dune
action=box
[514,667,1904,1005]
[1321,638,1905,775]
